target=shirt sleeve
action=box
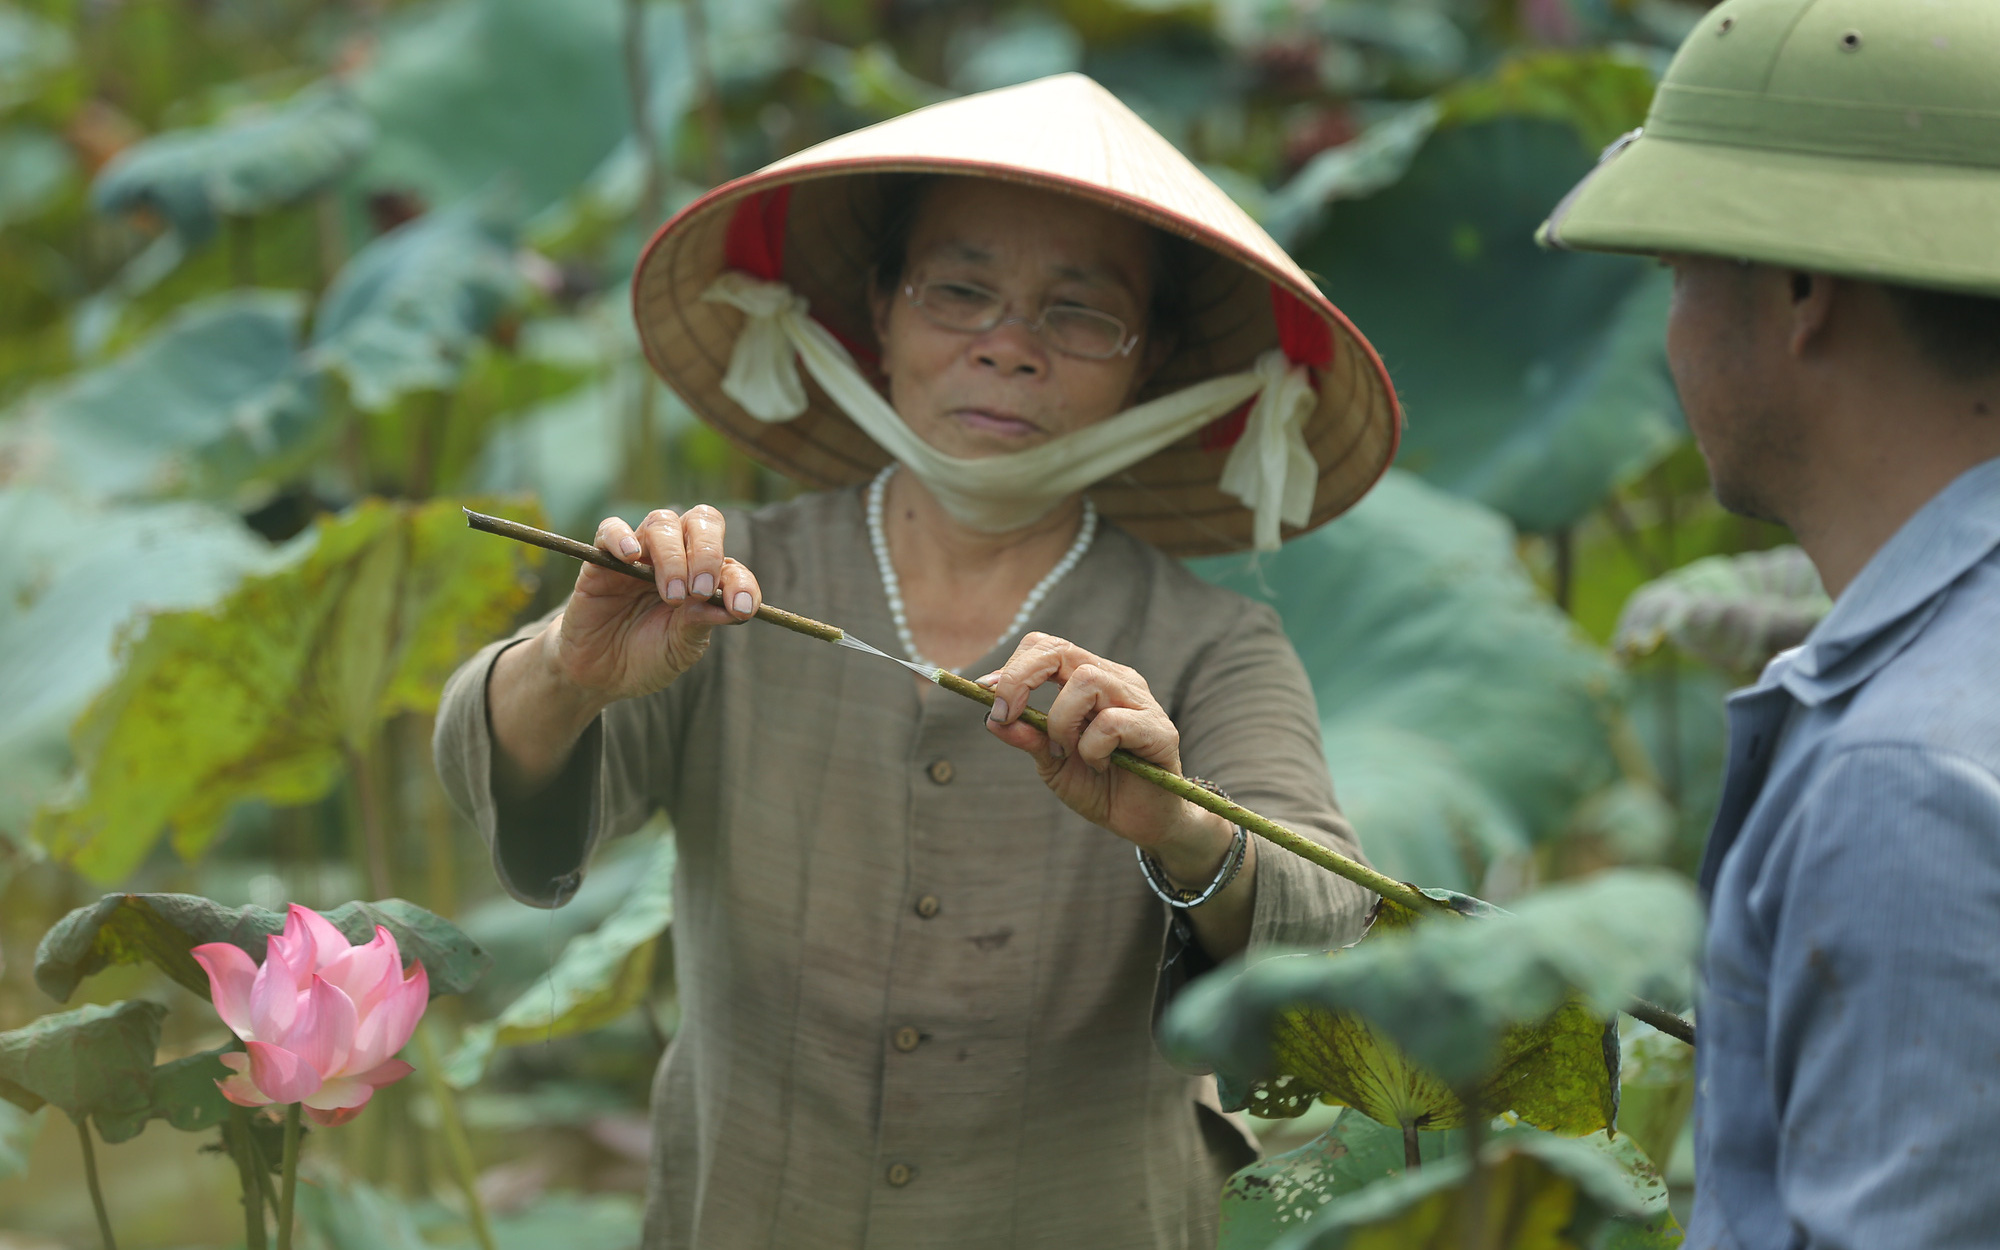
[1765,743,2000,1247]
[1174,600,1376,953]
[431,611,681,909]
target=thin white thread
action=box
[866,464,1096,675]
[834,631,941,681]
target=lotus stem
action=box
[275,1103,301,1250]
[227,1108,269,1250]
[465,511,1700,1049]
[75,1117,118,1250]
[1401,1119,1421,1173]
[418,1025,497,1250]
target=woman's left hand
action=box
[981,632,1236,878]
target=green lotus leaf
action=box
[1294,117,1683,534]
[0,291,324,503]
[91,85,373,244]
[33,497,539,881]
[0,490,278,845]
[1191,471,1628,892]
[1614,545,1829,677]
[34,892,490,1004]
[445,833,675,1088]
[1262,1130,1670,1250]
[307,197,524,412]
[0,1000,165,1142]
[1163,871,1702,1137]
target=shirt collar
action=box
[1758,456,2000,706]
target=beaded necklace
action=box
[865,464,1098,676]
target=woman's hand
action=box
[489,505,760,796]
[545,505,763,704]
[980,632,1237,887]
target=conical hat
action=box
[632,73,1400,556]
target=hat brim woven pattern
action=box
[632,74,1401,557]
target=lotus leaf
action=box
[34,497,537,880]
[34,892,490,1005]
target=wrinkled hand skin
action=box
[979,631,1237,877]
[548,505,765,704]
[489,505,764,797]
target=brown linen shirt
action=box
[434,486,1373,1250]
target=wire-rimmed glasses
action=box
[902,278,1140,360]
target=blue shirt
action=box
[1689,457,2000,1249]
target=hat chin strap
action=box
[701,271,1318,551]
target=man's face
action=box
[1663,255,1807,524]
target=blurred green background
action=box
[0,0,1810,1244]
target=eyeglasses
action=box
[902,278,1140,361]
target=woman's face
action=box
[870,179,1163,459]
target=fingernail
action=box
[619,537,641,559]
[988,698,1009,723]
[1049,741,1066,760]
[692,572,715,598]
[733,592,753,614]
[666,578,686,601]
[974,672,1000,687]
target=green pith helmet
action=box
[1540,0,2000,297]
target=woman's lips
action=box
[951,408,1043,438]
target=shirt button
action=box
[927,758,955,785]
[915,894,941,919]
[886,1162,914,1187]
[893,1025,922,1052]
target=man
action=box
[1539,0,2000,1245]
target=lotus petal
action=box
[191,942,260,1040]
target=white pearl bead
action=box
[867,465,1097,674]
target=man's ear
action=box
[1786,270,1838,360]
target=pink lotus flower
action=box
[192,904,429,1127]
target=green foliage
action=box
[34,892,491,1004]
[34,497,538,880]
[1219,1111,1671,1250]
[446,833,674,1087]
[90,85,373,246]
[1192,471,1629,892]
[0,490,279,842]
[308,198,525,412]
[1164,872,1701,1133]
[0,2,69,113]
[1175,891,1622,1137]
[1616,1025,1695,1177]
[1439,51,1656,154]
[0,290,323,502]
[0,999,164,1141]
[141,1044,235,1134]
[0,1098,37,1181]
[1615,546,1829,677]
[352,0,640,216]
[0,123,70,227]
[1220,1106,1465,1247]
[1262,1131,1670,1249]
[1296,118,1683,533]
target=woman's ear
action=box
[867,273,895,375]
[1129,331,1177,402]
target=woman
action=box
[436,74,1399,1249]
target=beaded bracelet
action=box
[1135,775,1249,909]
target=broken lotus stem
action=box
[465,509,1696,1048]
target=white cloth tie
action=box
[700,270,1322,550]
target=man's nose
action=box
[971,319,1047,377]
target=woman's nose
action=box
[971,319,1046,377]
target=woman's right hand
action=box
[544,504,763,705]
